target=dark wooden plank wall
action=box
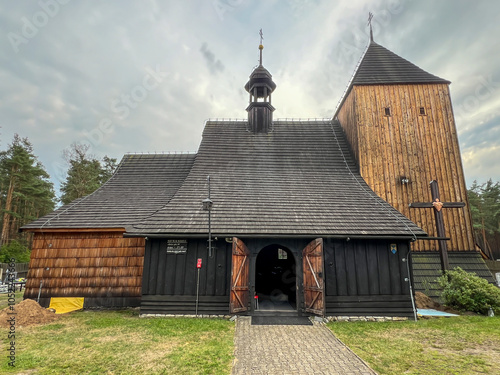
[324,239,414,317]
[141,238,232,315]
[25,231,145,307]
[337,84,475,251]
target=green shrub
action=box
[0,240,31,263]
[438,267,500,315]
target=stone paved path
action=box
[231,316,377,375]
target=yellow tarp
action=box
[49,297,84,314]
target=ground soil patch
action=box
[414,291,460,314]
[0,298,59,327]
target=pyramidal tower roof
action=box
[351,41,450,85]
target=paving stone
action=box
[231,316,377,374]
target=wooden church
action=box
[22,33,494,317]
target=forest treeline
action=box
[1,134,499,261]
[0,134,116,262]
[468,180,500,259]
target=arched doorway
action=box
[255,245,296,311]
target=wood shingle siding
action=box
[350,41,450,86]
[24,231,145,307]
[130,120,425,238]
[22,153,195,230]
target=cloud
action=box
[200,42,225,75]
[0,0,499,195]
[462,144,500,185]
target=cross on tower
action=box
[367,12,374,42]
[258,29,264,66]
[409,180,465,271]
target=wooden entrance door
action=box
[302,238,325,316]
[230,237,250,313]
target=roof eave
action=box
[124,231,426,241]
[22,227,126,233]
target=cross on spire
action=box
[258,29,264,65]
[367,12,374,42]
[410,180,466,271]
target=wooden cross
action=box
[409,180,465,271]
[367,12,374,42]
[367,12,373,27]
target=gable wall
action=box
[24,231,145,307]
[338,83,475,251]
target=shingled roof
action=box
[22,153,195,230]
[129,119,426,238]
[352,41,450,85]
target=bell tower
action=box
[335,35,476,253]
[245,36,276,133]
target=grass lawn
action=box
[2,305,499,375]
[328,316,500,375]
[1,309,234,375]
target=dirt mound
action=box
[415,292,460,314]
[0,298,59,328]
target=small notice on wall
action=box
[167,239,188,254]
[278,248,287,260]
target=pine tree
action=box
[0,134,56,245]
[467,179,500,259]
[59,143,117,205]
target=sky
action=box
[1,0,499,198]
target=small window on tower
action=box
[384,107,391,116]
[419,107,426,115]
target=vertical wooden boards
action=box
[215,245,229,296]
[156,240,167,295]
[324,239,414,317]
[341,83,475,251]
[324,238,337,296]
[302,238,325,316]
[333,241,348,296]
[366,245,380,294]
[25,231,145,303]
[142,239,152,295]
[142,238,230,298]
[354,243,369,294]
[147,240,160,295]
[337,90,360,163]
[326,239,408,297]
[230,237,250,313]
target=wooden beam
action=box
[409,202,465,209]
[410,180,466,271]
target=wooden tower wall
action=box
[337,83,475,251]
[24,230,145,307]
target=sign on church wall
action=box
[166,239,188,254]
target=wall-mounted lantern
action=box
[202,176,213,257]
[202,198,213,211]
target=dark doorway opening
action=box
[255,245,296,311]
